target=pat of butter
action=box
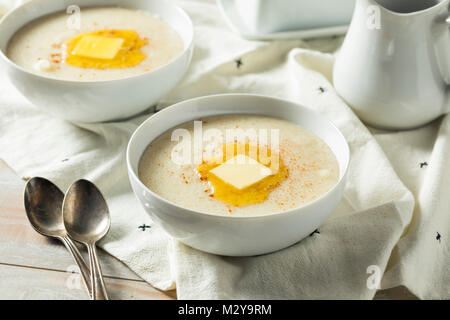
[210,155,273,190]
[72,35,124,60]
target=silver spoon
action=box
[24,177,92,297]
[63,179,110,300]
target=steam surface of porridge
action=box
[7,7,184,81]
[139,115,340,216]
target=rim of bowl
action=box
[127,93,350,220]
[0,0,194,84]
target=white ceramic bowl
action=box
[0,0,193,123]
[233,0,355,34]
[127,94,350,256]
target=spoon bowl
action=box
[63,179,110,244]
[24,177,66,238]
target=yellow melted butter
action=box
[64,29,148,69]
[197,143,289,207]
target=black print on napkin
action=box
[309,229,320,237]
[436,232,441,244]
[318,86,327,94]
[235,58,243,69]
[138,224,151,231]
[420,162,428,168]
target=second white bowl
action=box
[0,0,194,123]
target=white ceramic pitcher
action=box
[334,0,450,129]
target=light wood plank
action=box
[0,264,172,300]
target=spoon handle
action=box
[87,243,109,300]
[60,236,92,297]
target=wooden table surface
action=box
[0,160,174,300]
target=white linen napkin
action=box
[0,0,449,299]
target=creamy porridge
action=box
[7,7,184,81]
[139,115,340,216]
